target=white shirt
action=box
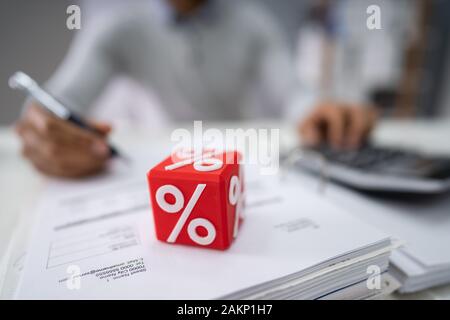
[46,0,302,122]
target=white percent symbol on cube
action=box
[157,152,224,245]
[156,184,215,245]
[229,170,244,238]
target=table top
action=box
[1,119,450,299]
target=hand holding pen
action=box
[9,71,128,178]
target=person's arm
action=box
[16,13,123,177]
[45,13,123,113]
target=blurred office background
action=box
[1,0,449,125]
[0,0,74,124]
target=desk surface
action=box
[1,119,450,299]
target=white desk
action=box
[1,119,450,299]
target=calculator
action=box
[294,144,450,194]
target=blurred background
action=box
[1,0,449,125]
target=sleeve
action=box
[44,13,122,115]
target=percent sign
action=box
[156,183,215,245]
[155,151,243,245]
[229,167,244,238]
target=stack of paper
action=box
[220,175,396,300]
[14,158,395,299]
[390,250,450,293]
[376,196,450,293]
[313,175,450,294]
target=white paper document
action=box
[307,170,450,293]
[15,157,391,299]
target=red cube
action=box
[147,150,244,250]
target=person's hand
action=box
[15,102,112,178]
[299,102,378,149]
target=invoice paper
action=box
[15,157,390,299]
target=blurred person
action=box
[15,0,376,178]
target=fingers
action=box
[87,120,112,136]
[346,106,368,149]
[15,102,111,178]
[18,104,110,156]
[300,103,346,148]
[321,105,345,148]
[299,103,378,150]
[299,115,321,147]
[24,140,107,178]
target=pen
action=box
[8,71,129,163]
